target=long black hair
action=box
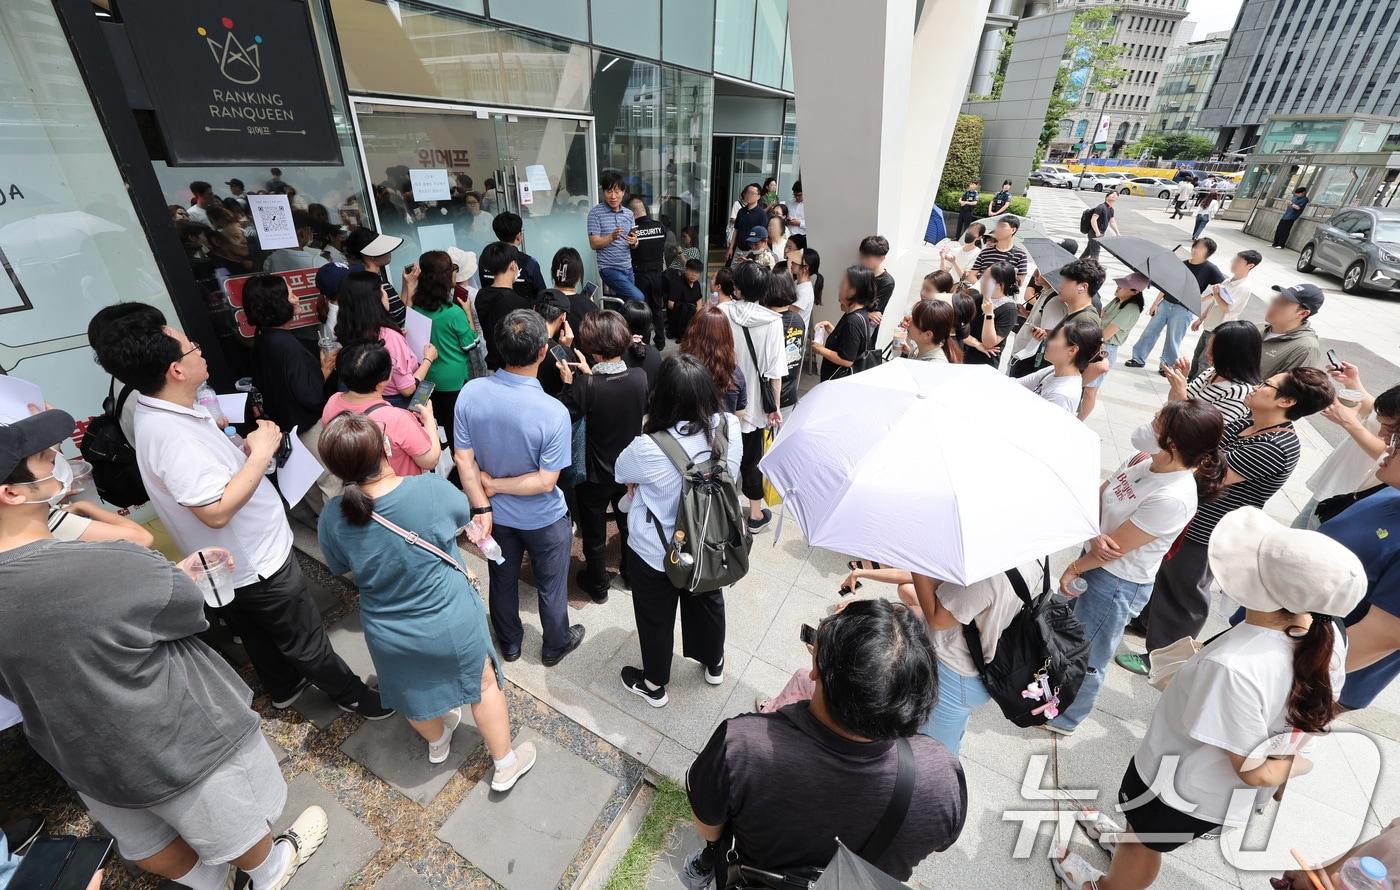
[335,270,398,344]
[843,265,876,309]
[645,355,723,450]
[1155,398,1227,501]
[620,300,653,364]
[1208,319,1263,385]
[801,247,824,306]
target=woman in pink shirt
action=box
[322,340,441,478]
[335,270,436,407]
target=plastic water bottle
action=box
[469,519,505,564]
[223,426,245,453]
[1067,576,1089,595]
[197,383,228,428]
[1338,856,1389,890]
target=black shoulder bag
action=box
[741,327,779,415]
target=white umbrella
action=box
[760,361,1101,586]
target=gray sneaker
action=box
[679,847,715,890]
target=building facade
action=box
[1143,32,1228,140]
[1201,0,1400,153]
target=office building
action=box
[1144,32,1229,140]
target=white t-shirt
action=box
[793,280,815,332]
[931,573,1025,677]
[1307,413,1382,499]
[1019,367,1082,414]
[1200,275,1254,331]
[788,199,806,235]
[935,240,981,275]
[1134,623,1347,826]
[133,394,294,587]
[1098,455,1197,583]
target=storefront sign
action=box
[121,0,340,166]
[223,268,322,338]
[416,148,472,168]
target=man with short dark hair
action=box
[727,182,768,264]
[858,235,895,316]
[1272,187,1309,249]
[265,167,293,196]
[475,242,534,371]
[988,179,1013,217]
[788,180,806,236]
[1188,249,1262,379]
[681,598,966,888]
[956,180,979,237]
[453,309,584,667]
[969,216,1029,286]
[480,211,547,298]
[628,195,669,348]
[589,172,645,302]
[1081,190,1120,260]
[224,178,249,211]
[1259,282,1326,377]
[186,181,216,227]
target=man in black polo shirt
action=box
[1081,191,1120,260]
[682,598,966,887]
[988,179,1013,216]
[480,211,548,299]
[969,216,1029,287]
[956,179,979,237]
[728,183,768,264]
[628,196,669,348]
[475,242,533,370]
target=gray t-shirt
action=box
[0,540,259,807]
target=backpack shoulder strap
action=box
[364,402,391,416]
[859,736,915,864]
[961,567,1034,676]
[649,429,696,472]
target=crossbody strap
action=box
[961,566,1034,675]
[859,736,915,864]
[369,511,470,580]
[364,402,390,416]
[741,327,777,413]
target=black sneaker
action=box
[542,624,586,667]
[2,814,44,855]
[705,658,725,686]
[501,648,522,663]
[621,666,669,707]
[339,687,396,720]
[1123,358,1146,368]
[271,678,310,710]
[576,568,612,604]
[746,508,772,534]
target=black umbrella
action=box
[1023,237,1079,291]
[1093,235,1204,314]
[812,843,910,889]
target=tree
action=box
[1128,131,1216,161]
[970,28,1017,101]
[1037,7,1129,160]
[938,114,985,194]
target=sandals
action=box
[846,559,882,572]
[1052,849,1105,889]
[1078,806,1125,855]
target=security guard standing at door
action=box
[628,195,669,348]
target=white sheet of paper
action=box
[216,392,248,424]
[276,426,324,508]
[247,194,299,249]
[518,182,533,206]
[404,308,433,361]
[417,222,457,254]
[409,168,451,201]
[525,164,551,192]
[0,694,19,731]
[0,374,44,423]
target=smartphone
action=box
[799,623,817,646]
[273,432,294,469]
[549,343,574,366]
[581,280,598,302]
[409,379,436,411]
[56,837,114,890]
[10,836,114,889]
[1327,348,1342,371]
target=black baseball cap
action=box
[225,178,245,189]
[0,410,74,483]
[1271,282,1324,315]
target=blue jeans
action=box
[1048,567,1154,733]
[487,513,574,657]
[920,660,992,756]
[1130,299,1193,368]
[1192,214,1211,240]
[600,265,645,302]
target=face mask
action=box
[964,232,977,244]
[23,452,73,507]
[1130,422,1162,455]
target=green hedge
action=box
[935,189,1032,218]
[937,114,984,195]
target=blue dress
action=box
[317,473,501,720]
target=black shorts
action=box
[1118,759,1223,853]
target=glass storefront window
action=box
[592,0,661,60]
[782,29,794,91]
[490,0,589,43]
[778,99,800,197]
[1259,118,1344,154]
[714,0,757,79]
[751,0,788,87]
[331,0,592,113]
[663,0,715,72]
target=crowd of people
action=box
[1,165,1397,890]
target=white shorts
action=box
[79,731,287,864]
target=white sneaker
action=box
[428,708,463,764]
[704,658,724,686]
[490,740,538,792]
[259,806,328,890]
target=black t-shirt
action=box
[623,343,663,393]
[873,271,896,313]
[560,367,649,481]
[779,308,805,407]
[734,204,768,249]
[537,337,566,398]
[990,190,1011,213]
[1088,203,1114,236]
[565,290,598,339]
[1184,259,1226,295]
[475,286,532,370]
[631,216,667,272]
[687,703,967,881]
[820,309,872,381]
[962,301,1018,366]
[251,328,326,432]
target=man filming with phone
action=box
[588,172,645,302]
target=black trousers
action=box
[1273,218,1297,248]
[956,208,974,238]
[1137,538,1214,652]
[627,546,725,687]
[635,268,666,347]
[576,478,629,593]
[739,428,766,502]
[1081,236,1102,260]
[429,388,459,484]
[224,551,368,704]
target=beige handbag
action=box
[1146,637,1202,691]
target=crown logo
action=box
[197,17,262,85]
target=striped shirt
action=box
[1184,416,1300,545]
[47,507,92,541]
[971,244,1029,280]
[1186,371,1253,427]
[587,202,635,270]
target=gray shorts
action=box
[79,730,287,864]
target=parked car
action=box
[1029,167,1075,188]
[1296,207,1400,294]
[1075,172,1119,191]
[1121,176,1177,198]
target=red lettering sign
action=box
[222,268,323,339]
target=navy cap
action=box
[748,226,769,241]
[315,262,350,299]
[0,410,74,483]
[1271,282,1324,315]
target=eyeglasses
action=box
[1389,432,1399,455]
[1256,381,1280,394]
[180,341,202,359]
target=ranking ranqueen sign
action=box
[120,0,340,166]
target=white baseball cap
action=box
[1208,508,1367,617]
[445,246,478,285]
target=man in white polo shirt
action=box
[98,307,390,719]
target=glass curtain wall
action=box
[778,99,800,199]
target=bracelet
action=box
[470,505,492,515]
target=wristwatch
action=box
[470,505,493,516]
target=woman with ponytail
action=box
[316,413,537,787]
[620,299,662,392]
[1048,399,1226,735]
[1055,507,1364,890]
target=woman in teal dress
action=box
[316,412,537,790]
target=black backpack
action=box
[78,379,148,508]
[962,564,1089,728]
[1079,207,1095,235]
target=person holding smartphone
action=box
[321,341,441,478]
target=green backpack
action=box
[647,420,752,592]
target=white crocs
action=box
[1052,849,1106,890]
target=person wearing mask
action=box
[727,183,768,265]
[335,271,437,407]
[965,260,1021,367]
[969,216,1029,287]
[557,311,648,604]
[1047,400,1226,735]
[0,409,331,890]
[481,212,548,299]
[314,413,537,787]
[721,263,786,534]
[764,271,806,416]
[787,181,806,236]
[262,211,325,273]
[1164,319,1263,428]
[1294,367,1398,529]
[1169,177,1195,219]
[681,598,967,887]
[791,248,821,333]
[1017,320,1102,416]
[901,298,962,363]
[627,195,669,348]
[620,300,664,391]
[1188,249,1261,380]
[988,179,1013,217]
[589,172,644,302]
[474,242,534,372]
[453,309,584,667]
[321,341,440,479]
[813,266,877,381]
[1118,367,1335,674]
[1191,192,1218,241]
[1008,258,1104,378]
[1081,191,1120,261]
[345,229,411,327]
[100,310,390,721]
[682,306,747,416]
[1126,237,1225,374]
[551,247,597,336]
[938,222,985,283]
[665,258,705,340]
[1259,283,1326,377]
[532,290,576,400]
[1272,186,1310,249]
[1054,508,1362,890]
[858,235,895,319]
[411,250,477,452]
[613,356,743,707]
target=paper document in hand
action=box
[276,426,324,507]
[216,393,248,424]
[404,309,433,361]
[0,374,44,423]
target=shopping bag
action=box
[762,428,783,507]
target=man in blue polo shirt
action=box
[454,309,585,667]
[588,171,644,302]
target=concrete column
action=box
[970,29,1005,96]
[789,0,992,339]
